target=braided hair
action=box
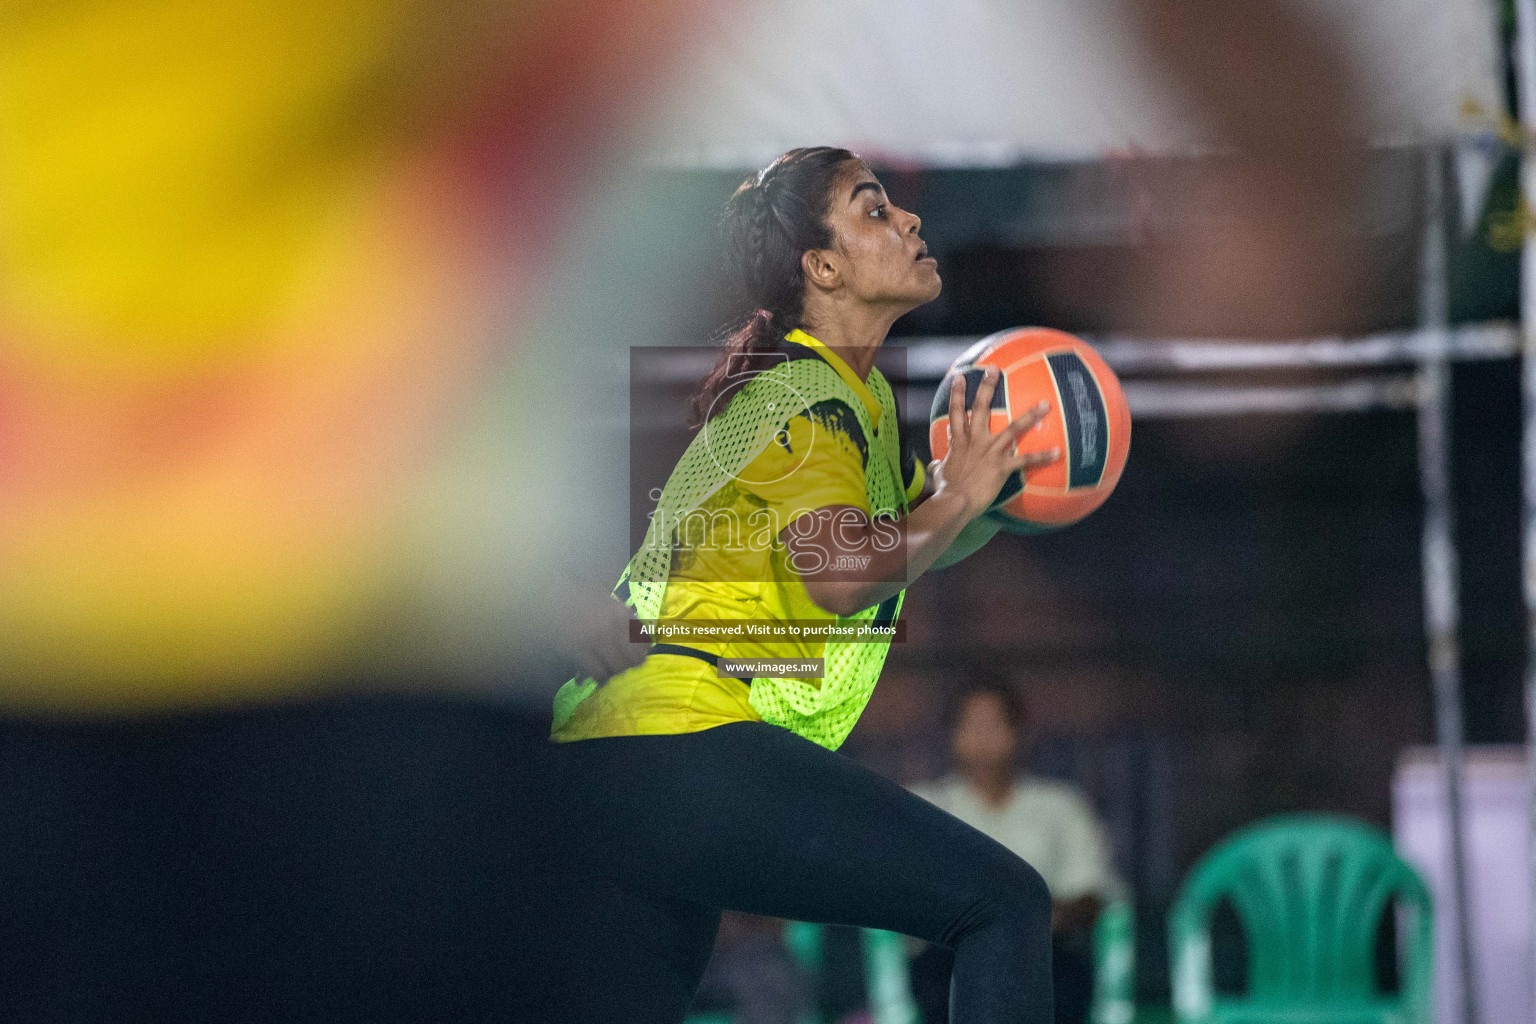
[689,146,858,428]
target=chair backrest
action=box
[1092,901,1137,1024]
[1169,813,1432,1023]
[785,911,1136,1024]
[783,923,919,1024]
[780,910,1138,1024]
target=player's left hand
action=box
[571,593,649,682]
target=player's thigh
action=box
[552,722,1041,944]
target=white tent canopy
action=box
[643,0,1504,168]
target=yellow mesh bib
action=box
[551,351,907,750]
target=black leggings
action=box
[547,721,1054,1024]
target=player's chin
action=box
[914,265,942,301]
[883,268,942,310]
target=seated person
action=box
[908,677,1122,1024]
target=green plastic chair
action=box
[784,923,921,1024]
[693,905,1136,1024]
[1168,814,1432,1024]
[685,923,918,1024]
[1092,901,1137,1024]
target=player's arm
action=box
[788,367,1057,617]
[900,421,1002,572]
[930,512,1003,571]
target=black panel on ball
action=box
[1045,352,1109,489]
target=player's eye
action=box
[870,204,887,219]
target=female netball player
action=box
[547,146,1061,1023]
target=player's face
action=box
[952,692,1019,775]
[825,161,942,311]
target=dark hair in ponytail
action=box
[689,146,858,428]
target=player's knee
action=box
[943,851,1051,947]
[988,854,1051,930]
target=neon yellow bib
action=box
[552,349,908,750]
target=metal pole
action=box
[1514,0,1536,1017]
[899,322,1519,377]
[1418,144,1479,1024]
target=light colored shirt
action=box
[910,774,1121,902]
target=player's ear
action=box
[801,247,841,293]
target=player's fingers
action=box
[969,367,999,437]
[1006,400,1052,437]
[991,400,1050,454]
[584,637,626,678]
[618,641,649,670]
[592,652,623,682]
[1014,446,1062,473]
[602,636,645,674]
[946,374,967,445]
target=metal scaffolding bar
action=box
[1121,376,1419,420]
[891,376,1421,426]
[1513,0,1536,1019]
[900,323,1518,379]
[1417,146,1479,1024]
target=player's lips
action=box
[915,243,935,263]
